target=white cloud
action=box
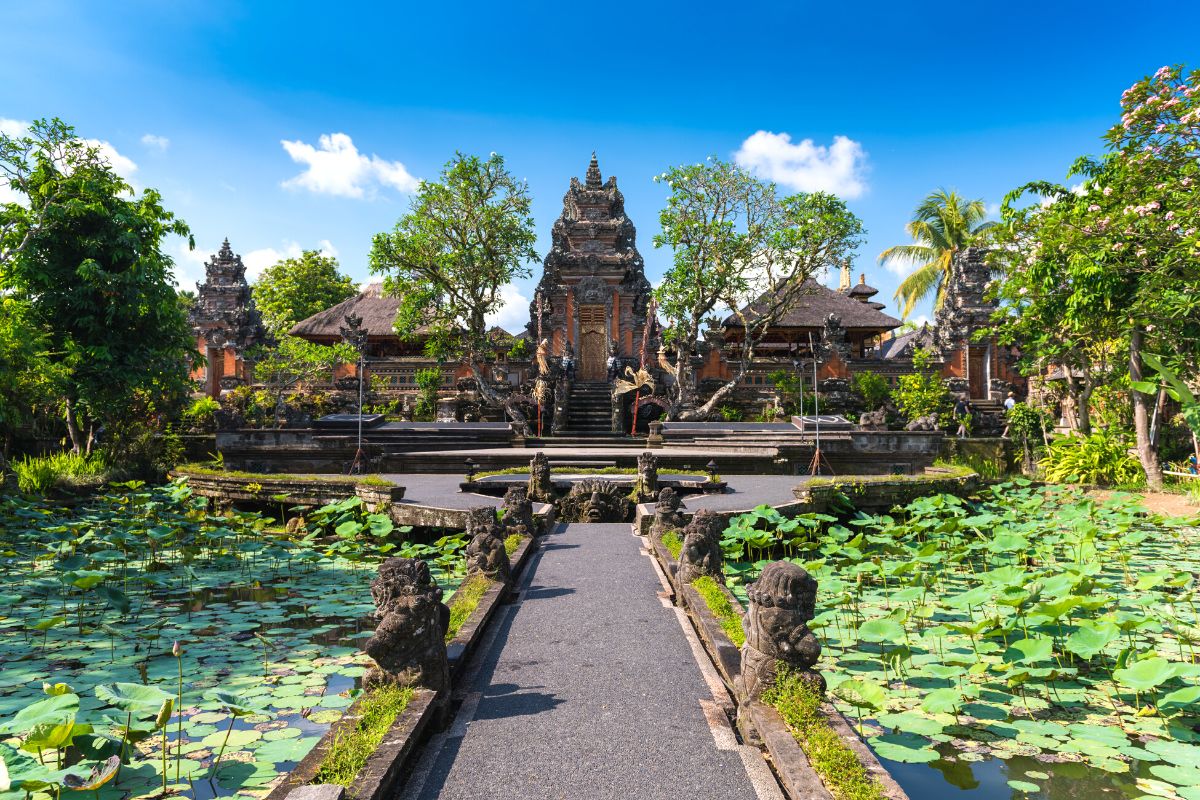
[909,314,931,328]
[141,133,169,151]
[0,118,138,199]
[0,117,28,137]
[486,284,531,334]
[734,131,868,199]
[986,202,1001,217]
[882,255,918,277]
[280,132,419,198]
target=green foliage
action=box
[507,337,531,360]
[445,575,491,642]
[12,452,109,494]
[182,396,221,433]
[690,576,745,647]
[249,336,355,424]
[370,152,537,371]
[1,118,195,453]
[728,483,1200,795]
[652,158,864,418]
[503,533,522,557]
[717,404,743,422]
[892,348,951,424]
[0,480,457,800]
[0,297,62,444]
[311,684,414,787]
[877,189,994,318]
[413,368,442,421]
[1039,429,1142,486]
[990,65,1200,488]
[768,369,807,415]
[252,250,357,334]
[661,530,683,560]
[764,668,885,800]
[851,371,890,411]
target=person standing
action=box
[954,396,971,438]
[1001,391,1017,438]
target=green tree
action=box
[990,65,1200,489]
[851,370,890,411]
[369,153,537,421]
[253,250,357,334]
[0,298,63,452]
[413,367,443,421]
[892,348,951,424]
[250,336,354,425]
[878,189,994,318]
[653,158,864,420]
[1,118,194,454]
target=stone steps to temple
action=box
[565,382,614,434]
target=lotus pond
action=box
[0,480,467,800]
[722,483,1200,799]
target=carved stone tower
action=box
[189,239,266,397]
[529,154,652,382]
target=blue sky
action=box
[3,0,1198,331]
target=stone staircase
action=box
[565,382,614,435]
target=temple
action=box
[528,152,652,381]
[272,155,1023,429]
[189,239,266,397]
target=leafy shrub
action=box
[717,404,743,422]
[507,338,531,359]
[892,348,952,425]
[414,368,442,421]
[1039,428,1142,486]
[851,370,890,411]
[768,369,807,415]
[13,452,109,494]
[181,396,220,432]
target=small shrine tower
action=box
[188,239,266,397]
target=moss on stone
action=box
[445,574,491,642]
[175,464,394,486]
[690,575,745,647]
[661,530,683,560]
[311,683,414,787]
[763,668,885,800]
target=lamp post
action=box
[340,312,369,475]
[706,459,719,483]
[465,457,478,484]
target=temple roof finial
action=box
[585,152,602,188]
[838,259,852,291]
[218,238,234,259]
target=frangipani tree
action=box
[990,65,1200,489]
[653,158,864,420]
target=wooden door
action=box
[578,305,607,382]
[968,346,987,399]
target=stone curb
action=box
[265,688,439,800]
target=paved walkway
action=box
[399,523,780,800]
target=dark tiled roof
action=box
[725,278,901,331]
[290,283,412,339]
[877,323,937,360]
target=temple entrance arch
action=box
[578,305,608,381]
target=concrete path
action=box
[399,523,781,800]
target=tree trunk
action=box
[684,354,751,422]
[64,397,85,455]
[1130,327,1162,490]
[1076,376,1093,435]
[469,359,526,427]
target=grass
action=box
[504,533,523,556]
[445,574,491,642]
[472,465,709,479]
[763,668,885,800]
[12,452,110,494]
[662,530,683,559]
[174,463,394,486]
[690,575,746,647]
[311,683,415,787]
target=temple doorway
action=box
[577,305,607,382]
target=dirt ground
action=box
[1089,488,1200,519]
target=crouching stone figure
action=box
[676,509,723,585]
[465,506,511,584]
[737,560,823,703]
[363,558,449,692]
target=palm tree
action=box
[879,189,994,318]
